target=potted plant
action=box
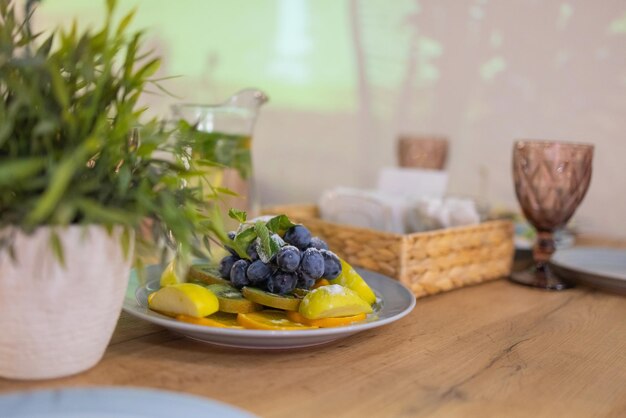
[0,0,213,379]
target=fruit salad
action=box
[147,213,379,330]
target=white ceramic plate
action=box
[0,387,255,418]
[123,265,415,349]
[550,247,626,294]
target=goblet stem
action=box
[510,229,573,290]
[533,230,556,265]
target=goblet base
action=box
[509,264,573,291]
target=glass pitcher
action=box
[172,89,268,219]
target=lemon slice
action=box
[299,284,373,319]
[148,283,219,318]
[237,310,318,330]
[286,311,367,328]
[329,259,376,305]
[160,259,184,287]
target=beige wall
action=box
[254,1,626,238]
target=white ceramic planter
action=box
[0,225,133,380]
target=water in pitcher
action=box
[172,89,268,224]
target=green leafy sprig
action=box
[216,210,296,261]
[0,0,220,266]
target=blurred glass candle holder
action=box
[397,135,448,170]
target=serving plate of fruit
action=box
[123,213,415,349]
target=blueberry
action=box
[321,250,342,279]
[230,259,250,288]
[247,242,259,261]
[283,225,312,250]
[296,271,316,290]
[267,271,297,295]
[219,255,238,279]
[276,245,301,273]
[246,260,272,285]
[299,248,324,279]
[308,237,329,251]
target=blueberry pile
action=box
[219,225,342,295]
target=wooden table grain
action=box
[1,249,625,417]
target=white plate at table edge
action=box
[123,265,416,349]
[549,246,626,294]
[0,387,256,418]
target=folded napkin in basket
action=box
[319,188,480,234]
[377,167,448,198]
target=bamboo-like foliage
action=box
[0,0,217,264]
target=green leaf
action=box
[228,208,247,223]
[49,230,65,268]
[25,137,101,226]
[232,225,256,259]
[214,187,239,197]
[254,220,280,263]
[194,159,227,169]
[0,158,45,185]
[133,58,160,81]
[116,164,131,196]
[49,65,70,108]
[116,8,136,36]
[75,198,136,225]
[121,227,132,260]
[106,0,117,14]
[265,214,296,235]
[36,33,54,57]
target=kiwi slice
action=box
[207,284,262,314]
[242,287,302,311]
[187,264,231,286]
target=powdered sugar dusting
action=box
[324,284,348,295]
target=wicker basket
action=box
[262,204,515,299]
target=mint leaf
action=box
[254,220,280,263]
[265,214,296,235]
[232,225,256,259]
[228,208,247,223]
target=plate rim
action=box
[0,386,256,417]
[550,246,626,282]
[123,267,416,338]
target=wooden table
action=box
[1,244,626,417]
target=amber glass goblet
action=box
[511,140,593,290]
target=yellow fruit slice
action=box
[299,284,373,320]
[287,311,367,328]
[237,310,318,330]
[241,287,301,311]
[148,283,219,318]
[329,259,377,305]
[206,284,262,314]
[176,313,243,329]
[160,259,184,287]
[187,263,231,287]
